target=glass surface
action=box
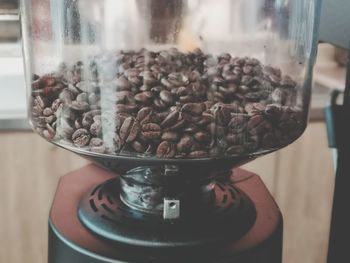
[21,0,321,161]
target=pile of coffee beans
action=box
[30,48,303,159]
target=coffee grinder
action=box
[20,0,322,262]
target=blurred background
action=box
[0,0,347,262]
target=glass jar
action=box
[21,0,322,169]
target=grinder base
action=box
[48,164,283,263]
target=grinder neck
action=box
[119,165,232,220]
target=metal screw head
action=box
[163,198,180,220]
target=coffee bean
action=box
[127,120,141,143]
[212,104,232,126]
[72,128,90,147]
[90,121,102,136]
[161,110,179,128]
[119,117,133,141]
[245,103,265,116]
[188,150,208,158]
[153,98,168,110]
[228,114,249,132]
[194,131,211,142]
[43,108,53,116]
[114,133,125,150]
[156,141,176,158]
[115,104,138,113]
[226,133,245,144]
[43,128,55,140]
[71,101,89,111]
[183,123,199,134]
[76,92,88,103]
[136,107,153,123]
[90,138,106,153]
[45,115,56,124]
[59,89,73,104]
[182,103,205,116]
[177,135,194,152]
[141,71,157,85]
[161,131,179,142]
[164,119,186,132]
[135,91,154,104]
[132,141,147,153]
[264,104,282,121]
[280,75,297,88]
[197,112,214,126]
[115,76,131,90]
[142,123,162,139]
[227,145,245,154]
[159,90,174,105]
[51,99,62,112]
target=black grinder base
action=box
[48,164,283,263]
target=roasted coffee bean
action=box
[194,131,211,142]
[183,123,199,134]
[90,138,106,153]
[212,104,232,126]
[45,115,56,124]
[264,104,282,121]
[82,114,94,128]
[90,121,102,136]
[43,128,55,140]
[142,71,157,85]
[161,131,179,142]
[113,133,124,150]
[119,117,140,142]
[51,99,62,112]
[156,141,176,158]
[115,104,138,113]
[135,91,154,104]
[245,103,265,116]
[43,108,53,116]
[164,119,186,132]
[153,98,167,110]
[72,128,90,147]
[177,135,194,152]
[247,115,272,135]
[228,115,249,133]
[115,76,131,90]
[89,93,99,105]
[159,90,174,105]
[197,112,214,126]
[71,101,89,111]
[226,133,245,144]
[188,150,208,158]
[76,81,98,93]
[57,119,74,138]
[76,92,88,103]
[181,112,201,122]
[127,121,141,142]
[116,91,133,104]
[136,107,153,123]
[227,145,245,154]
[142,123,162,139]
[280,76,296,88]
[59,89,73,104]
[161,110,179,128]
[132,141,147,153]
[271,88,288,104]
[182,103,205,116]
